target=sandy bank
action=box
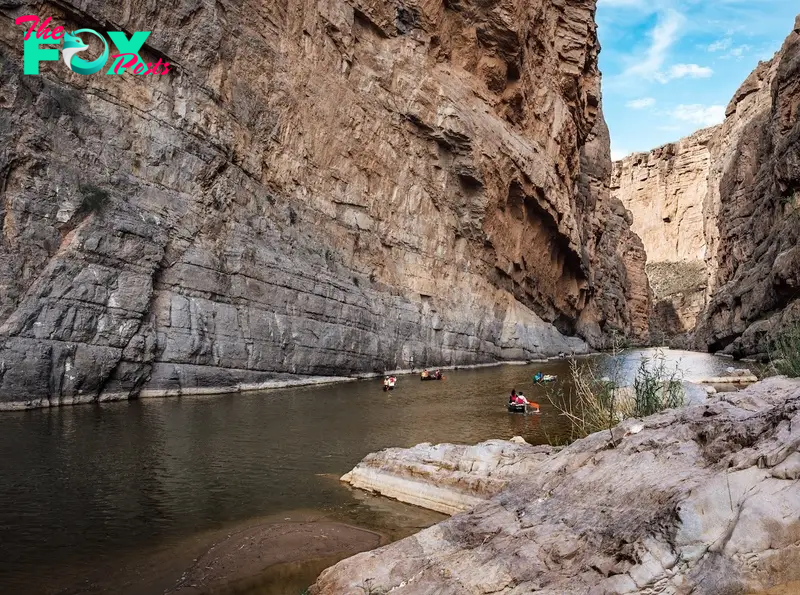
[166,517,382,594]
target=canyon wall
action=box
[612,15,800,356]
[612,127,715,345]
[695,15,800,358]
[0,0,648,408]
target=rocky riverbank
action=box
[313,377,800,594]
[342,440,554,515]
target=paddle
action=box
[516,397,540,410]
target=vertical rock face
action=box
[612,128,714,265]
[0,0,647,408]
[695,16,800,357]
[582,110,652,345]
[611,128,715,344]
[612,14,800,356]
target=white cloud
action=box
[622,9,686,82]
[669,104,726,126]
[707,38,732,52]
[665,64,714,79]
[721,44,752,59]
[618,12,712,84]
[626,97,656,109]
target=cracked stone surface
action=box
[341,440,555,515]
[695,15,800,358]
[312,377,800,594]
[0,0,649,408]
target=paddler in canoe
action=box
[420,369,443,381]
[507,389,539,413]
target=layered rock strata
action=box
[0,0,648,408]
[314,377,800,594]
[696,16,800,358]
[341,439,554,515]
[612,128,714,344]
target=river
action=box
[0,349,753,594]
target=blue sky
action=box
[597,0,797,158]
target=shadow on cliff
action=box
[651,300,687,346]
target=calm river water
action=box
[0,349,752,594]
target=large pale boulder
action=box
[342,440,553,515]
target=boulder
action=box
[341,440,553,515]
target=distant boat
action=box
[420,370,443,381]
[532,374,557,384]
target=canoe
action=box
[532,375,557,384]
[507,401,540,414]
[696,376,758,384]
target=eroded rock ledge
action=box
[342,439,554,515]
[315,377,800,594]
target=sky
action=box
[597,0,798,159]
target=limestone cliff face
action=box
[0,0,647,408]
[611,128,715,344]
[582,109,651,345]
[612,128,714,265]
[612,15,800,356]
[695,15,800,358]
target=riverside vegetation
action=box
[545,340,685,443]
[773,324,800,378]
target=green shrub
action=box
[546,348,684,446]
[631,354,685,417]
[546,334,626,442]
[772,324,800,378]
[545,358,615,442]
